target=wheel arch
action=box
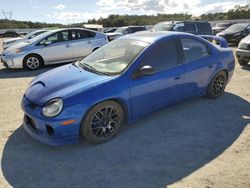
[23,53,45,66]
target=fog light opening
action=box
[46,125,54,136]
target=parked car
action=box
[212,22,235,35]
[102,27,118,33]
[236,34,250,66]
[0,30,20,38]
[106,26,146,41]
[1,28,108,70]
[151,21,212,35]
[216,23,250,43]
[21,31,235,145]
[3,29,47,50]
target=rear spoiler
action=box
[199,35,228,48]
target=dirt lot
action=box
[0,38,249,188]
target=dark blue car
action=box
[21,32,235,145]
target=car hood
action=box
[106,32,122,36]
[25,64,112,106]
[4,37,22,43]
[5,41,31,52]
[240,34,250,44]
[217,30,242,36]
[212,26,226,30]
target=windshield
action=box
[28,30,53,43]
[151,22,172,31]
[224,24,248,33]
[23,30,45,39]
[114,27,126,33]
[79,39,149,75]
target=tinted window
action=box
[196,23,212,35]
[181,38,210,63]
[132,27,145,32]
[184,23,196,32]
[173,23,184,32]
[71,30,96,40]
[142,40,178,71]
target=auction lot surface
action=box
[0,38,249,188]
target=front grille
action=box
[23,96,37,110]
[24,115,37,130]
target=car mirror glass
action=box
[132,65,155,79]
[44,40,52,46]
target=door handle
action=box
[174,76,181,80]
[66,44,70,48]
[88,41,91,44]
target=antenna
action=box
[2,10,13,20]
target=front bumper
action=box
[236,48,250,61]
[1,53,25,69]
[21,96,89,146]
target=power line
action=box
[2,9,13,20]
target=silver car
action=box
[1,28,108,70]
[3,30,47,50]
[236,34,250,66]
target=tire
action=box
[80,100,124,144]
[23,54,43,70]
[207,71,228,99]
[238,59,249,66]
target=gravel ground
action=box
[0,38,249,188]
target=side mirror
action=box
[132,65,155,79]
[44,40,52,46]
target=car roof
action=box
[122,31,195,43]
[50,28,97,33]
[158,21,209,24]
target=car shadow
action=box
[1,92,249,188]
[0,63,69,79]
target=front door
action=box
[129,39,185,119]
[39,30,73,64]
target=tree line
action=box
[88,5,250,27]
[0,4,249,29]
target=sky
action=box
[0,0,249,24]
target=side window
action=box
[71,30,82,40]
[173,23,184,32]
[184,23,196,33]
[141,40,179,72]
[181,38,210,63]
[41,31,69,44]
[80,30,96,38]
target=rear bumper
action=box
[236,48,250,61]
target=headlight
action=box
[42,98,63,117]
[12,48,22,54]
[238,42,248,50]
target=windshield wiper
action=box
[80,63,97,71]
[77,62,117,76]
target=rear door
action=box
[179,37,216,98]
[70,30,97,59]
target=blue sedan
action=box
[21,32,235,145]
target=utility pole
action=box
[2,10,13,20]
